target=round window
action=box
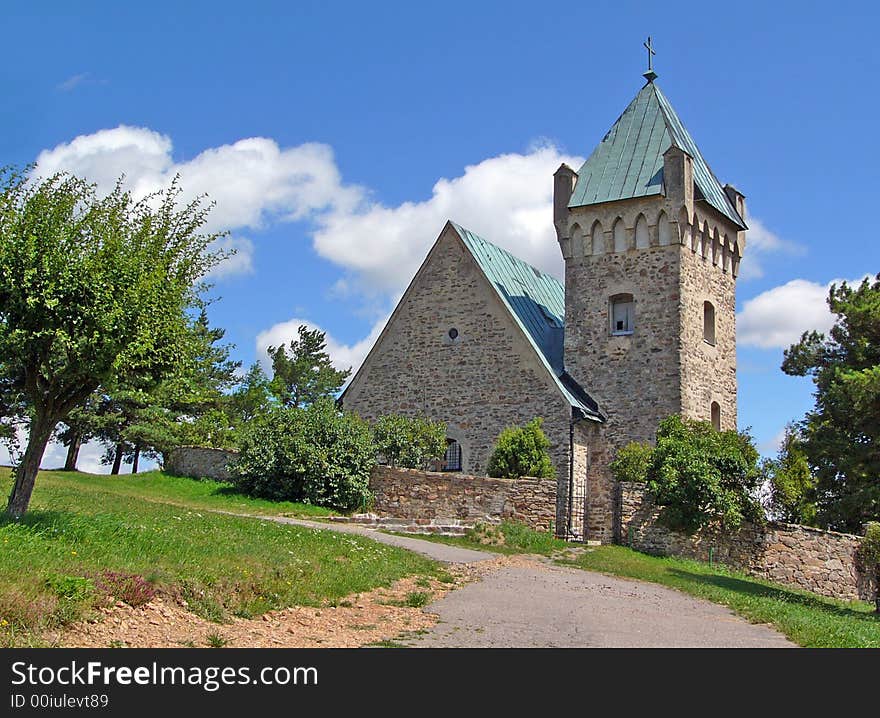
[448,328,459,340]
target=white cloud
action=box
[737,276,868,349]
[312,145,583,295]
[255,314,389,378]
[57,73,89,92]
[739,215,803,281]
[206,236,255,279]
[34,126,366,279]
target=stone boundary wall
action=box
[165,446,239,482]
[369,465,557,532]
[616,482,876,602]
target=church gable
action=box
[341,221,579,477]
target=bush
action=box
[230,399,375,511]
[373,415,446,469]
[645,415,766,533]
[487,418,555,479]
[860,523,880,613]
[610,441,654,483]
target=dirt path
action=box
[404,555,796,648]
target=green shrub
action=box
[646,415,766,533]
[373,415,446,469]
[230,399,375,510]
[861,523,880,613]
[487,418,555,479]
[610,441,654,483]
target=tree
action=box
[645,415,765,532]
[782,275,880,532]
[267,325,350,408]
[227,362,273,425]
[767,425,817,525]
[0,169,225,516]
[487,417,555,479]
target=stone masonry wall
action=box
[370,465,558,533]
[166,446,239,482]
[678,208,738,430]
[342,225,575,530]
[617,482,876,602]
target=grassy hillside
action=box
[0,469,440,647]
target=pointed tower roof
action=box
[568,82,746,229]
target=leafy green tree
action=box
[646,415,765,532]
[227,362,273,425]
[267,325,350,408]
[782,275,880,532]
[373,415,447,469]
[231,399,375,510]
[767,425,817,525]
[610,441,654,483]
[0,169,225,515]
[487,417,555,479]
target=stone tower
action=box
[554,77,747,451]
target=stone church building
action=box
[341,72,747,542]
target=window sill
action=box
[611,331,634,337]
[703,339,716,347]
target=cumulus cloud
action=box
[312,145,583,295]
[737,276,868,349]
[34,126,366,278]
[738,215,803,281]
[255,314,389,378]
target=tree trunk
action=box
[131,444,140,474]
[111,444,123,475]
[64,432,82,472]
[6,412,57,518]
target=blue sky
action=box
[3,0,878,471]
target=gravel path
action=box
[246,514,794,647]
[407,558,796,648]
[265,516,498,563]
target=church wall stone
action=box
[342,226,576,531]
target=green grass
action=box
[386,520,569,556]
[31,469,337,518]
[0,469,440,647]
[563,545,880,648]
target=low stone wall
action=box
[369,465,557,532]
[165,446,239,482]
[617,482,876,602]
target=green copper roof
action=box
[568,82,746,230]
[451,222,600,420]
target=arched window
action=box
[635,214,650,249]
[703,301,716,345]
[570,223,583,257]
[710,402,721,431]
[610,293,634,335]
[443,439,462,472]
[613,218,627,253]
[659,211,672,246]
[591,220,604,255]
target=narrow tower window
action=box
[443,439,462,472]
[703,301,716,345]
[610,293,634,335]
[710,402,721,431]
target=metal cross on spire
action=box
[643,36,658,83]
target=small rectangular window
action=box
[611,298,634,335]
